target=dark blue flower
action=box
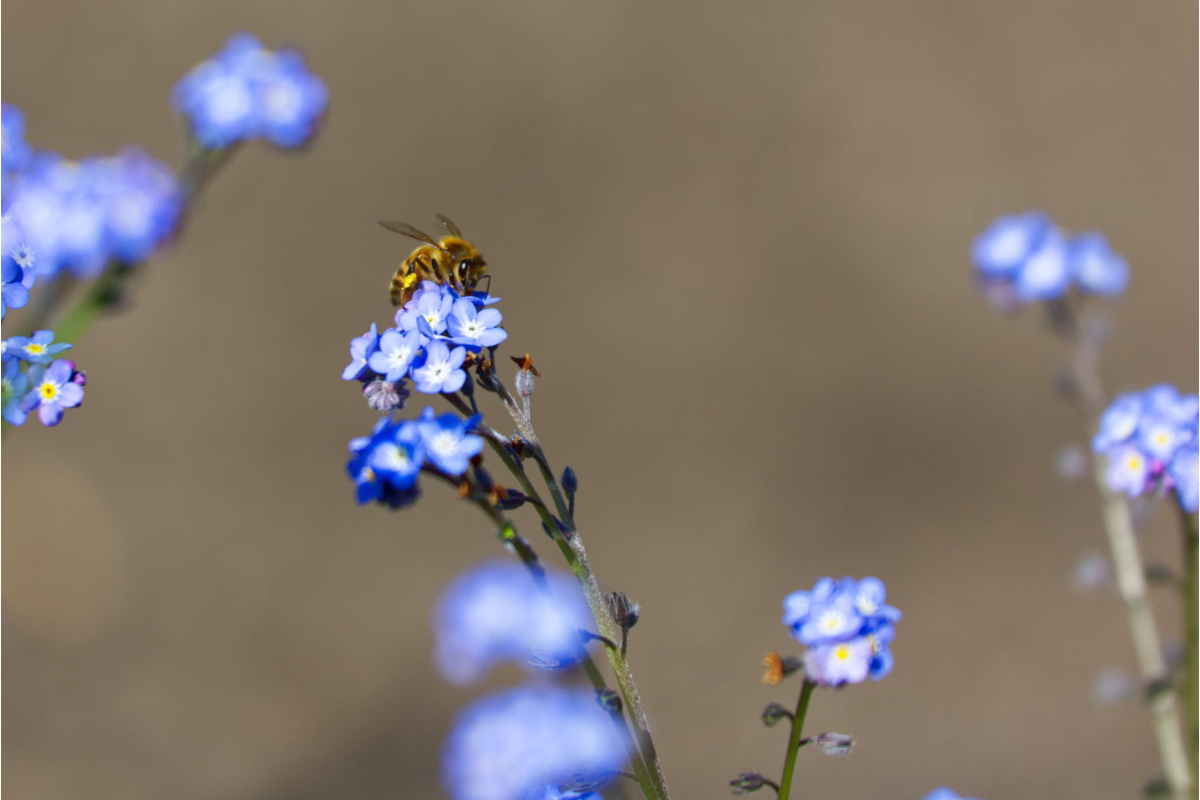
[18,358,83,426]
[5,330,71,364]
[367,419,424,489]
[341,323,379,380]
[346,416,423,507]
[416,406,483,475]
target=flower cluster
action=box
[1,333,84,426]
[782,576,900,686]
[346,406,483,507]
[2,104,34,212]
[3,144,183,279]
[971,212,1128,308]
[1092,384,1199,512]
[441,685,625,800]
[0,214,36,319]
[172,33,328,150]
[923,789,982,800]
[433,560,593,684]
[342,280,506,410]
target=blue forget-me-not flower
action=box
[441,684,625,800]
[782,576,900,686]
[172,33,328,150]
[18,358,84,426]
[433,560,593,684]
[5,330,71,364]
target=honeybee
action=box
[377,214,488,307]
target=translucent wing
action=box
[435,213,463,238]
[377,220,442,248]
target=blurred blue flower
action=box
[972,213,1131,306]
[368,327,426,382]
[5,330,71,364]
[433,560,593,684]
[18,358,83,426]
[416,406,483,475]
[0,247,30,319]
[447,297,507,350]
[1069,231,1129,296]
[6,149,182,278]
[1012,227,1071,302]
[172,33,327,149]
[411,340,468,394]
[923,789,981,800]
[971,212,1052,278]
[441,684,625,800]
[341,323,379,381]
[803,637,874,686]
[1,359,30,426]
[1169,447,1198,514]
[2,103,33,211]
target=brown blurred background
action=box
[2,1,1197,798]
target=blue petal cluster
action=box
[1092,384,1199,512]
[971,212,1129,308]
[346,406,483,507]
[923,789,982,800]
[781,576,900,686]
[5,148,183,279]
[1,356,86,427]
[341,281,506,407]
[2,103,34,211]
[172,33,328,150]
[441,684,624,800]
[433,560,593,684]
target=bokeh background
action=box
[3,1,1197,798]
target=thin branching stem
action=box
[1052,298,1193,798]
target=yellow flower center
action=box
[26,343,45,355]
[832,645,851,662]
[39,382,57,401]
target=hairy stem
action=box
[445,384,671,800]
[776,679,816,800]
[1053,300,1193,797]
[1180,508,1198,789]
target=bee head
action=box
[457,257,487,291]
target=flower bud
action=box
[809,732,855,756]
[729,772,769,795]
[761,702,790,728]
[515,367,536,399]
[363,378,408,412]
[596,688,622,714]
[606,591,640,630]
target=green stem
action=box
[776,679,816,799]
[1180,508,1198,792]
[440,425,658,800]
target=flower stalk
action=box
[776,679,817,800]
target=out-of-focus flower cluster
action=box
[781,576,900,686]
[1092,384,1199,512]
[923,789,982,800]
[971,211,1128,309]
[3,145,183,280]
[2,330,83,426]
[172,33,328,150]
[433,560,593,684]
[441,685,624,800]
[342,280,506,410]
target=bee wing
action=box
[377,220,444,249]
[435,213,463,238]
